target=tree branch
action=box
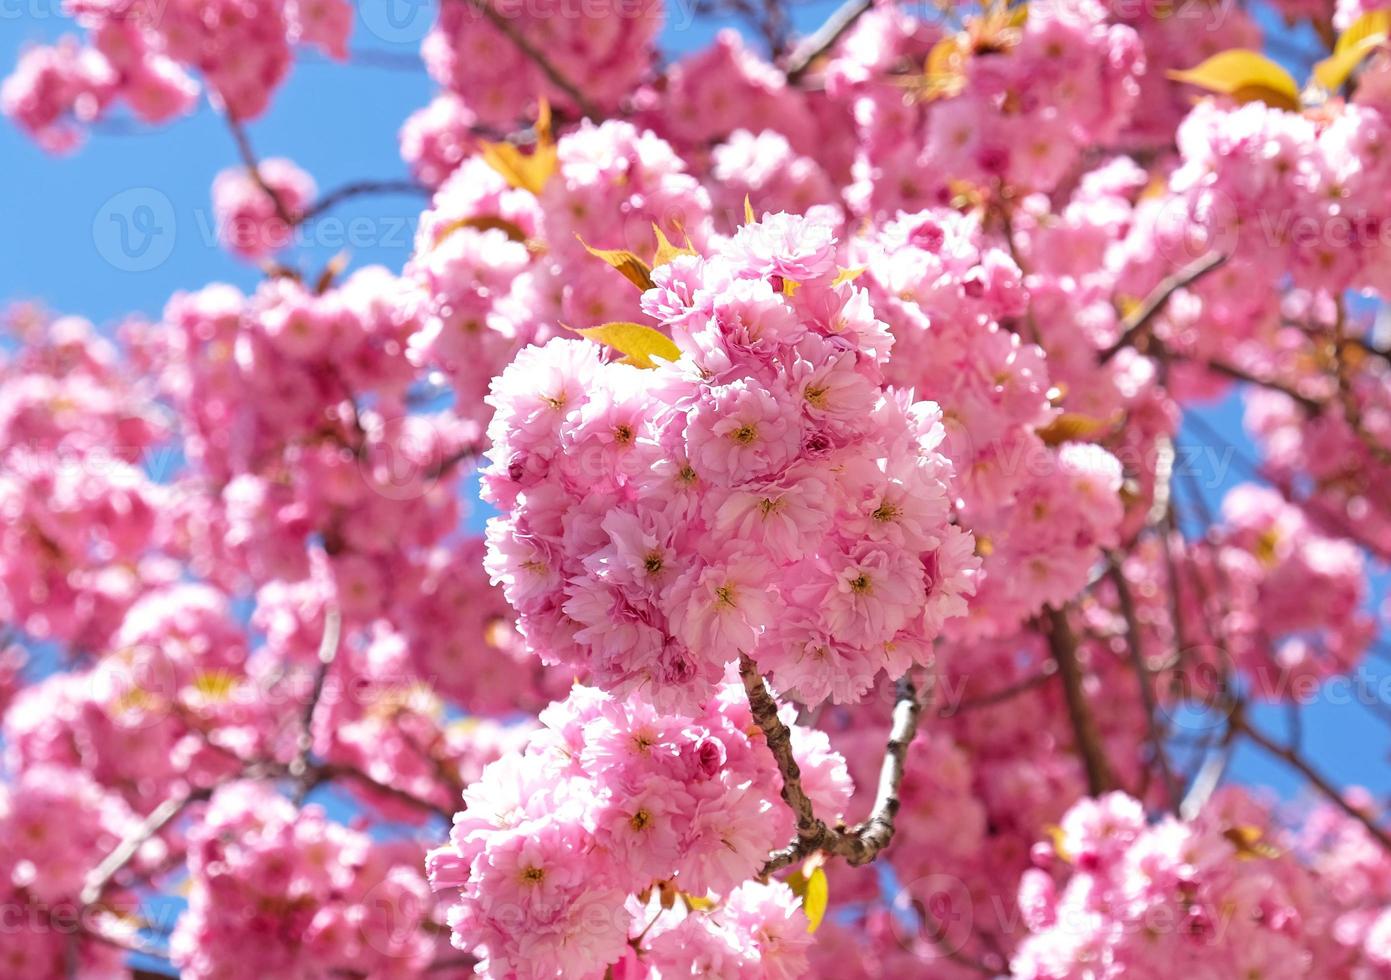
[783,0,873,82]
[81,785,212,906]
[738,654,828,852]
[1233,711,1391,853]
[290,604,342,790]
[1044,605,1115,796]
[1099,251,1228,364]
[225,114,296,227]
[744,656,925,875]
[456,0,600,118]
[300,179,431,224]
[1106,557,1179,808]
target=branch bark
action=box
[457,0,600,118]
[1099,251,1228,363]
[1234,712,1391,853]
[783,0,874,82]
[1044,605,1115,796]
[81,785,212,906]
[1106,557,1179,808]
[742,656,924,875]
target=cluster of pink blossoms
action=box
[426,677,846,979]
[211,158,316,260]
[3,0,1391,976]
[423,0,662,126]
[1012,790,1357,979]
[482,210,975,708]
[171,780,439,979]
[2,0,352,151]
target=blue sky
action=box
[1,4,1386,811]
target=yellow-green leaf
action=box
[477,98,557,194]
[786,865,829,933]
[1046,824,1073,863]
[1168,50,1301,112]
[744,195,756,225]
[574,322,680,368]
[579,237,654,291]
[1036,412,1113,446]
[652,225,697,268]
[1223,825,1282,860]
[432,214,531,249]
[681,892,717,912]
[1313,10,1390,91]
[832,266,867,287]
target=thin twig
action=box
[300,179,431,224]
[783,0,874,82]
[1099,251,1228,363]
[739,654,828,853]
[81,786,212,906]
[1198,358,1325,413]
[1044,606,1115,796]
[456,0,600,118]
[290,605,343,790]
[1234,711,1391,853]
[1106,557,1180,808]
[939,664,1057,716]
[307,762,453,820]
[225,114,296,227]
[754,664,926,876]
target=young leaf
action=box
[1168,50,1301,111]
[1036,412,1114,446]
[786,864,829,933]
[1312,10,1390,91]
[831,266,867,287]
[744,195,756,225]
[574,322,680,368]
[652,225,697,268]
[477,98,557,195]
[578,237,655,291]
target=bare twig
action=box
[1234,712,1391,853]
[939,664,1057,716]
[455,0,600,118]
[1106,557,1180,808]
[307,762,453,820]
[300,179,430,224]
[81,786,212,906]
[1199,358,1324,413]
[747,657,926,875]
[1044,605,1115,796]
[1099,251,1228,363]
[225,114,296,227]
[739,654,828,852]
[783,0,874,82]
[290,605,343,789]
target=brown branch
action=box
[1099,251,1228,364]
[225,114,296,227]
[307,762,453,820]
[81,785,212,906]
[938,664,1057,716]
[456,0,600,118]
[1233,712,1391,853]
[1200,358,1324,413]
[745,657,925,875]
[783,0,873,82]
[290,604,343,790]
[739,654,828,852]
[1044,606,1115,796]
[1106,557,1179,808]
[299,179,431,224]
